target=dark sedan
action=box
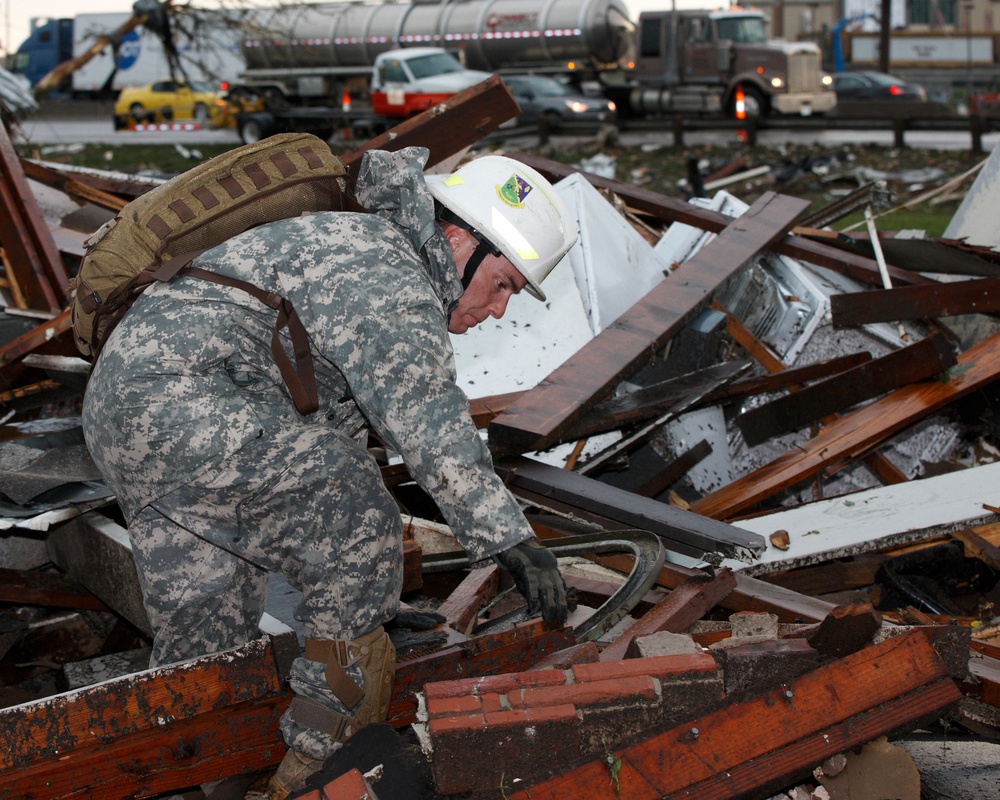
[503,74,616,127]
[832,71,927,102]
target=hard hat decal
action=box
[496,175,533,208]
[443,174,465,186]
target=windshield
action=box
[715,15,768,43]
[189,80,217,93]
[519,77,572,97]
[405,52,464,80]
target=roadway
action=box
[13,99,1000,153]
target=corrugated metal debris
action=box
[1,81,999,800]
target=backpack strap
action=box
[154,255,320,416]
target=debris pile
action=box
[1,78,999,799]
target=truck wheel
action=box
[737,86,768,118]
[239,113,275,144]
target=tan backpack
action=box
[71,132,364,415]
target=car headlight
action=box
[607,101,616,112]
[822,74,833,86]
[566,101,589,114]
[770,77,783,89]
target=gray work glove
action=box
[493,538,569,628]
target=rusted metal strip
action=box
[692,327,1000,520]
[341,75,519,179]
[736,333,957,447]
[488,191,811,456]
[508,151,929,289]
[0,124,68,310]
[832,277,1000,328]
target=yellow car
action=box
[113,79,227,129]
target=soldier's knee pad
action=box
[296,626,396,742]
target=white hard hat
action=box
[426,156,578,301]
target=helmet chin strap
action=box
[461,239,496,291]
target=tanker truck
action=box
[228,0,834,138]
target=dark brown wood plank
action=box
[634,439,712,498]
[0,567,110,612]
[599,568,737,661]
[488,191,811,456]
[435,565,500,635]
[832,277,1000,328]
[700,352,873,406]
[508,151,930,289]
[736,333,957,447]
[0,124,68,311]
[341,75,519,178]
[691,327,1000,520]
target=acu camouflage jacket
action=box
[82,147,533,561]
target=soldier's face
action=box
[445,225,526,335]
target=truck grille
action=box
[787,52,819,93]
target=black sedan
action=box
[832,71,927,102]
[503,74,616,127]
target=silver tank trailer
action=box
[242,0,633,73]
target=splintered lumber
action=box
[736,333,957,447]
[341,75,519,177]
[700,352,873,406]
[0,630,295,800]
[488,191,811,456]
[509,151,928,289]
[509,630,961,800]
[435,564,500,634]
[692,327,1000,520]
[0,123,69,311]
[497,455,764,562]
[20,158,129,211]
[832,277,1000,327]
[599,568,737,661]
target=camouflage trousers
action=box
[129,423,403,759]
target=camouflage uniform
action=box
[82,147,534,759]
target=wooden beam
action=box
[736,333,957,447]
[0,567,110,612]
[691,327,1000,520]
[510,630,960,800]
[507,152,930,289]
[831,276,1000,328]
[0,631,294,799]
[341,75,519,179]
[434,565,500,635]
[0,308,74,368]
[634,439,712,498]
[20,158,129,212]
[0,124,68,311]
[488,191,811,456]
[700,353,873,406]
[599,568,737,661]
[498,455,765,562]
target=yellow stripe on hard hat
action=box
[492,208,539,261]
[443,174,465,186]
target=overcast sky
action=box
[3,0,705,61]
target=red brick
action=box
[510,675,657,710]
[480,692,504,715]
[427,712,487,735]
[483,703,577,729]
[426,693,482,718]
[573,653,717,684]
[315,767,377,800]
[422,668,565,700]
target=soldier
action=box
[81,147,577,798]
